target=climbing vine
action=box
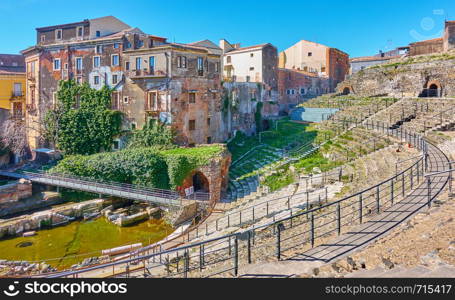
[255,102,264,132]
[43,80,122,155]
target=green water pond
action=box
[0,217,174,269]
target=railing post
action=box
[427,177,432,208]
[410,167,414,190]
[252,206,255,222]
[337,202,341,235]
[276,223,282,260]
[247,231,252,264]
[233,235,239,277]
[310,212,315,248]
[359,194,363,224]
[266,201,269,216]
[199,244,204,272]
[391,180,394,205]
[183,249,189,278]
[402,173,405,196]
[376,186,380,214]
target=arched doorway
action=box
[192,172,210,193]
[428,84,440,97]
[342,87,351,95]
[420,81,441,98]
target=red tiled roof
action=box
[410,37,443,45]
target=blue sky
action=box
[1,0,454,57]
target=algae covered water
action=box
[0,217,174,269]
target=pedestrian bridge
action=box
[0,171,209,207]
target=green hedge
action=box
[50,145,225,190]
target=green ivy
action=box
[255,102,263,132]
[50,145,225,190]
[127,121,176,150]
[43,80,122,155]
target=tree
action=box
[43,80,122,155]
[127,121,176,150]
[0,119,28,158]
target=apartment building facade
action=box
[0,54,26,124]
[21,16,225,150]
[278,40,349,91]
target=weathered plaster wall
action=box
[338,58,455,97]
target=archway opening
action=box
[262,119,271,131]
[192,172,210,193]
[428,84,439,97]
[342,87,351,95]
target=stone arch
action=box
[421,80,442,97]
[342,87,351,95]
[192,171,210,193]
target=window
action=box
[189,120,196,131]
[135,57,142,70]
[207,118,211,126]
[76,77,82,84]
[131,123,137,130]
[77,26,84,38]
[226,56,231,63]
[96,31,101,37]
[215,62,220,72]
[123,96,129,104]
[125,41,132,49]
[137,40,144,48]
[250,53,254,57]
[13,83,22,97]
[114,43,119,49]
[125,61,130,71]
[189,92,196,103]
[177,56,187,68]
[53,58,61,70]
[40,35,46,43]
[96,45,103,54]
[111,54,119,66]
[321,67,326,72]
[249,67,255,71]
[308,52,312,57]
[207,137,212,144]
[149,56,155,73]
[246,76,250,82]
[64,63,68,70]
[93,56,100,68]
[55,29,62,40]
[113,140,120,151]
[94,75,100,85]
[197,57,204,76]
[76,57,83,70]
[300,88,305,95]
[112,74,118,85]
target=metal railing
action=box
[0,170,210,206]
[41,119,449,278]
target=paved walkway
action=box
[239,142,450,277]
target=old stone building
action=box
[277,68,330,113]
[338,58,455,98]
[21,16,226,149]
[219,40,280,136]
[278,40,350,91]
[407,21,455,56]
[0,54,26,124]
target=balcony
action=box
[129,69,166,79]
[10,91,25,101]
[27,73,35,82]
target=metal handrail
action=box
[37,119,445,279]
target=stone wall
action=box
[0,179,32,204]
[338,58,455,98]
[178,144,231,203]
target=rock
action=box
[311,267,320,276]
[346,256,358,270]
[39,263,50,272]
[357,258,367,269]
[381,257,395,269]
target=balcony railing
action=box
[129,69,166,78]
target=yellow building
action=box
[0,54,26,121]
